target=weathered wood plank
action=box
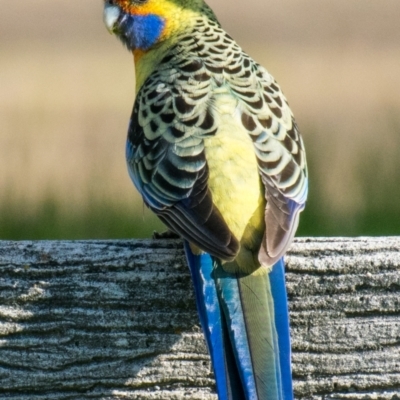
[0,238,399,399]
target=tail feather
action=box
[215,261,283,400]
[238,269,282,399]
[214,263,259,399]
[270,258,293,400]
[184,241,244,400]
[184,242,293,400]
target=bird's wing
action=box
[227,63,308,266]
[126,55,239,260]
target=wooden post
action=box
[0,237,399,399]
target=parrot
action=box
[103,0,308,399]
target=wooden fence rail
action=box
[0,237,399,399]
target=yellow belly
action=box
[203,93,265,271]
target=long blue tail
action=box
[184,242,293,400]
[184,242,244,400]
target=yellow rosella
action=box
[103,0,308,398]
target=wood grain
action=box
[0,237,399,399]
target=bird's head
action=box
[103,0,215,52]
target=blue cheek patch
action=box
[121,14,165,50]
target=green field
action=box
[1,0,400,240]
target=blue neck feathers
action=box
[119,14,165,51]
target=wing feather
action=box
[228,63,308,266]
[126,55,239,261]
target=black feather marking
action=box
[280,159,296,184]
[265,86,275,94]
[182,115,199,127]
[201,127,218,137]
[175,96,195,114]
[181,60,203,73]
[282,168,303,194]
[161,53,174,64]
[246,97,263,110]
[242,70,252,78]
[209,47,223,55]
[205,36,220,43]
[263,94,272,103]
[259,158,281,171]
[206,64,223,74]
[283,134,293,153]
[159,156,198,185]
[270,82,279,91]
[147,138,167,161]
[170,126,186,138]
[150,120,158,133]
[287,125,298,141]
[259,117,273,129]
[270,107,282,118]
[241,113,257,132]
[152,172,189,198]
[225,65,242,74]
[177,74,190,83]
[171,87,180,95]
[160,113,175,124]
[194,72,210,82]
[137,159,152,183]
[147,90,159,100]
[274,96,283,107]
[213,57,227,63]
[190,92,208,101]
[199,111,214,130]
[128,112,143,146]
[232,88,254,98]
[180,36,195,44]
[195,43,205,52]
[173,150,206,166]
[150,103,164,114]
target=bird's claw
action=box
[152,229,180,240]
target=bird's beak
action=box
[103,2,121,33]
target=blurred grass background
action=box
[1,0,400,240]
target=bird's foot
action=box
[152,229,180,240]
